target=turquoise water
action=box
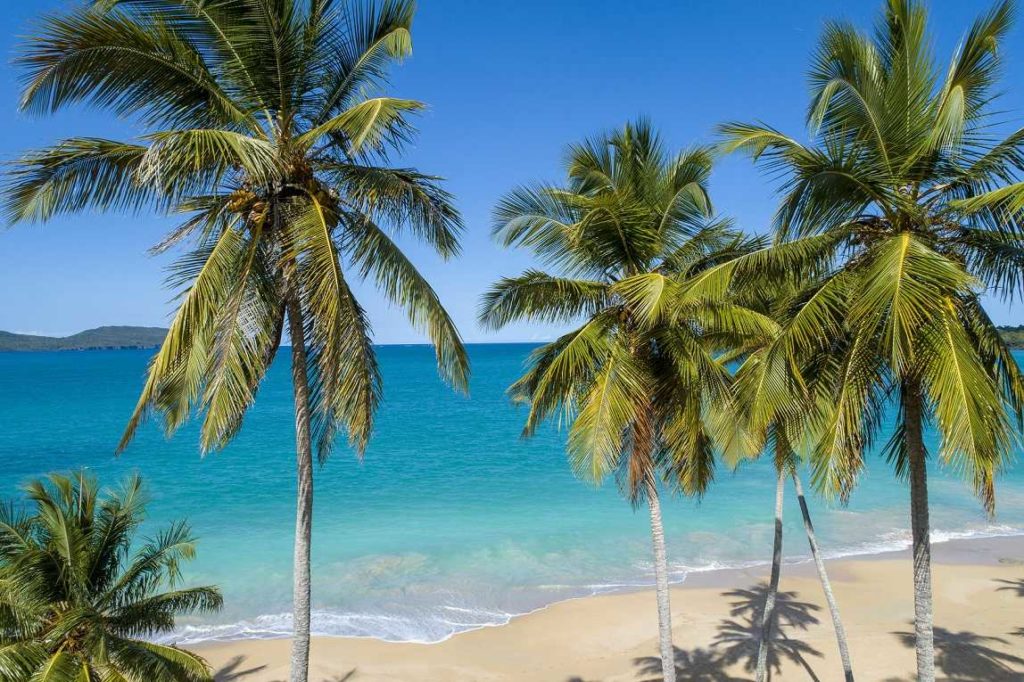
[1,345,1022,644]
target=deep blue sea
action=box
[1,345,1022,644]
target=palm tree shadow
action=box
[214,655,268,681]
[891,626,1024,681]
[629,584,823,682]
[994,578,1024,597]
[632,646,747,682]
[327,673,358,682]
[264,667,356,679]
[711,584,823,681]
[997,578,1024,642]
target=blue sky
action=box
[1,0,1022,343]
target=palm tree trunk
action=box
[903,385,935,682]
[286,291,314,682]
[756,469,785,682]
[792,471,854,682]
[647,481,677,682]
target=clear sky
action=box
[1,0,1022,343]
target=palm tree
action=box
[0,472,222,682]
[479,120,774,682]
[713,1,1024,679]
[726,291,855,682]
[4,3,469,681]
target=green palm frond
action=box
[928,0,1013,151]
[952,180,1024,215]
[196,222,281,452]
[18,4,257,130]
[343,211,469,392]
[568,349,650,486]
[480,272,610,329]
[313,0,415,122]
[298,97,423,155]
[284,194,380,457]
[4,139,151,223]
[325,163,462,257]
[118,225,252,453]
[510,313,617,436]
[848,233,975,374]
[808,332,887,501]
[139,130,279,185]
[0,474,220,682]
[679,232,841,302]
[918,298,1013,513]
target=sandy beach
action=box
[191,535,1024,682]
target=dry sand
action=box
[192,535,1024,681]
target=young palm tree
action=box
[5,3,469,681]
[713,1,1024,679]
[480,120,773,682]
[730,387,855,682]
[0,472,222,682]
[726,288,855,682]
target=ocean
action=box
[0,344,1021,644]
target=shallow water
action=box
[0,344,1021,644]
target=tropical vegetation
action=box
[2,0,1024,680]
[0,472,222,682]
[725,285,855,682]
[4,2,468,681]
[480,119,776,682]
[711,0,1024,679]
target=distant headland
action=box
[1,324,1022,352]
[0,326,168,352]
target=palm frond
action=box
[4,139,151,223]
[17,4,257,130]
[480,271,610,329]
[342,212,469,392]
[299,97,423,156]
[324,163,462,257]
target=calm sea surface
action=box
[1,345,1022,643]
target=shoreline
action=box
[171,526,1023,647]
[191,533,1024,681]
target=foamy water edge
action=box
[163,523,1023,646]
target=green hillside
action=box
[998,325,1024,349]
[0,324,1021,351]
[0,326,167,352]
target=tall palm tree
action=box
[479,120,774,682]
[4,2,469,681]
[0,472,222,682]
[713,1,1024,679]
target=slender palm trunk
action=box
[647,481,677,682]
[756,469,785,682]
[287,292,314,682]
[903,385,935,681]
[792,471,854,682]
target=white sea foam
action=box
[162,523,1022,646]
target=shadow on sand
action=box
[212,655,356,682]
[626,583,823,682]
[886,626,1024,681]
[214,656,268,681]
[995,577,1024,597]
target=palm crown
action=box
[5,0,469,458]
[713,0,1024,509]
[480,120,773,500]
[0,473,222,682]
